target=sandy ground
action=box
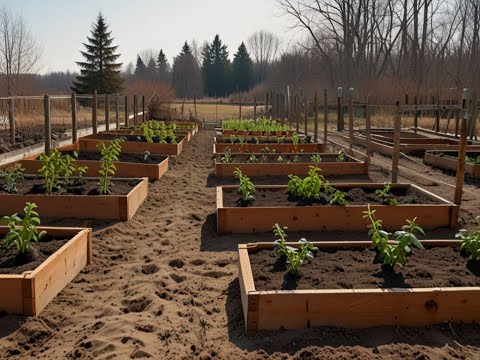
[1,129,480,359]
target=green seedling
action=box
[329,189,348,205]
[97,139,123,194]
[273,223,318,276]
[221,151,233,163]
[247,155,258,163]
[337,150,346,162]
[375,182,398,205]
[38,149,64,194]
[3,202,47,255]
[456,215,480,261]
[292,132,299,148]
[287,166,324,200]
[0,164,24,193]
[310,154,322,163]
[234,167,255,202]
[143,151,151,161]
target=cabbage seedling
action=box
[456,216,480,261]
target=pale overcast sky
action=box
[0,0,299,74]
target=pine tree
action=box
[134,56,147,78]
[147,57,157,78]
[72,13,123,94]
[172,42,202,98]
[202,35,232,97]
[157,49,170,81]
[233,42,254,92]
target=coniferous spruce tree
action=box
[172,42,202,98]
[157,49,170,81]
[134,55,147,79]
[202,35,232,97]
[72,12,123,94]
[233,42,254,92]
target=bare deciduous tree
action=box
[247,30,280,82]
[0,5,42,96]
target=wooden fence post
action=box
[8,98,15,144]
[304,95,308,136]
[365,96,371,170]
[295,95,300,133]
[435,100,440,133]
[193,95,198,121]
[239,97,242,119]
[454,88,471,206]
[115,95,119,129]
[124,95,129,127]
[323,89,328,148]
[391,101,401,183]
[105,94,110,131]
[348,87,354,154]
[142,95,146,123]
[92,90,97,134]
[133,95,138,126]
[253,96,257,121]
[337,87,344,131]
[413,95,418,132]
[454,108,460,137]
[71,92,77,143]
[314,91,318,143]
[44,95,51,154]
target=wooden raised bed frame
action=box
[78,134,187,156]
[217,183,458,234]
[214,153,367,177]
[424,151,480,179]
[239,240,480,333]
[19,143,169,181]
[214,143,325,154]
[0,177,148,221]
[0,227,92,316]
[100,129,194,142]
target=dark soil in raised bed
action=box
[215,135,312,144]
[222,153,353,164]
[223,186,439,207]
[88,133,183,144]
[250,245,480,291]
[0,236,70,274]
[59,151,167,164]
[0,177,141,196]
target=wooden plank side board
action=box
[0,178,148,221]
[214,143,325,154]
[0,227,91,316]
[424,152,477,177]
[238,241,480,332]
[78,136,187,156]
[217,184,457,233]
[20,156,169,181]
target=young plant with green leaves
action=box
[273,223,318,276]
[247,154,258,163]
[221,151,233,163]
[0,164,25,193]
[329,189,348,205]
[38,149,65,194]
[233,167,255,202]
[310,154,322,163]
[287,166,324,200]
[337,150,346,162]
[3,202,47,255]
[292,132,299,148]
[363,204,425,267]
[466,155,480,164]
[375,182,398,205]
[456,215,480,261]
[97,139,123,194]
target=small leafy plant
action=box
[97,139,123,194]
[143,151,151,161]
[375,182,398,205]
[466,155,480,164]
[363,204,425,267]
[292,132,299,148]
[38,149,64,194]
[273,223,318,276]
[337,150,346,162]
[329,189,348,205]
[247,154,258,163]
[287,166,324,200]
[456,216,480,261]
[221,151,233,163]
[234,167,255,202]
[3,202,47,255]
[0,164,25,193]
[310,154,322,163]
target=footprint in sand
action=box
[141,264,159,275]
[121,297,152,313]
[168,258,185,269]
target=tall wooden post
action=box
[124,95,129,127]
[142,95,146,123]
[44,95,51,154]
[105,94,110,131]
[348,87,354,153]
[239,97,242,119]
[193,95,198,120]
[253,96,257,120]
[304,95,308,136]
[115,95,120,129]
[454,108,460,137]
[323,89,328,148]
[413,95,418,132]
[454,88,471,206]
[391,101,401,183]
[71,92,77,143]
[8,98,15,144]
[92,90,97,134]
[435,100,440,132]
[337,87,344,131]
[295,95,300,133]
[133,95,138,126]
[365,96,371,170]
[313,91,318,143]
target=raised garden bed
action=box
[214,143,325,154]
[215,135,311,144]
[238,240,480,332]
[101,129,194,142]
[424,151,480,179]
[78,133,187,156]
[18,144,169,181]
[215,153,367,177]
[0,226,92,316]
[217,183,458,233]
[221,129,294,137]
[0,177,148,221]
